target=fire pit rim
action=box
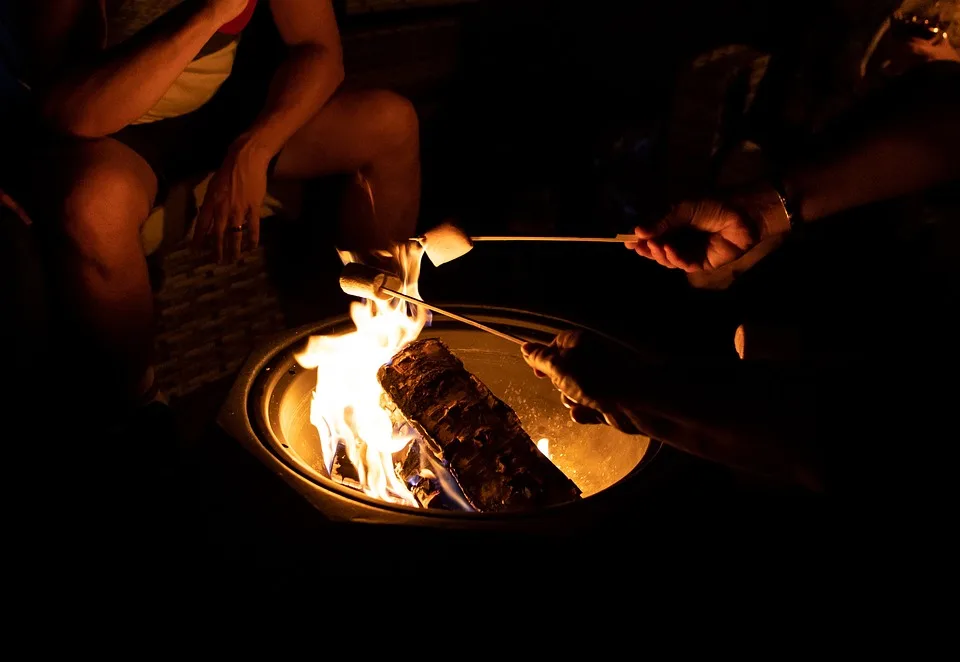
[219,305,663,526]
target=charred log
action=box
[378,338,581,512]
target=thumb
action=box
[521,342,562,379]
[634,201,696,239]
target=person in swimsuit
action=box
[9,1,422,414]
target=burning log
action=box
[394,440,470,510]
[378,338,582,512]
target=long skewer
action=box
[470,234,635,243]
[339,262,526,345]
[381,287,525,345]
[412,234,635,243]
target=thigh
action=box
[272,89,416,179]
[19,135,159,231]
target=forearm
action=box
[782,64,960,225]
[39,3,222,137]
[610,362,825,490]
[229,44,344,163]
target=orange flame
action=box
[294,243,428,505]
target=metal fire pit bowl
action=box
[219,305,662,530]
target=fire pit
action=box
[217,241,663,529]
[219,304,662,530]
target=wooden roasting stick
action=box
[470,235,636,243]
[381,290,524,345]
[413,222,637,266]
[379,338,582,512]
[340,263,525,345]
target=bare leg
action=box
[272,89,421,249]
[26,138,158,409]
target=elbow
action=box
[39,96,116,139]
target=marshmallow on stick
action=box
[417,221,474,267]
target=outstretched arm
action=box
[629,59,960,272]
[783,60,960,225]
[521,332,825,490]
[520,330,941,494]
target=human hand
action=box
[204,0,251,26]
[907,35,960,64]
[192,142,270,263]
[521,330,643,434]
[626,186,792,272]
[625,199,760,273]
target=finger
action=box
[231,226,244,263]
[663,243,698,273]
[521,341,547,363]
[193,199,216,252]
[632,240,653,259]
[603,409,641,434]
[571,405,605,425]
[561,393,577,409]
[633,223,657,240]
[214,212,227,264]
[521,341,562,381]
[702,237,744,271]
[647,241,675,269]
[522,342,552,378]
[248,206,261,250]
[634,202,694,239]
[624,241,638,250]
[227,211,244,263]
[555,330,582,351]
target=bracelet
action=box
[769,177,803,232]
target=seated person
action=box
[7,1,421,418]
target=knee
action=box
[365,90,419,153]
[60,162,152,261]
